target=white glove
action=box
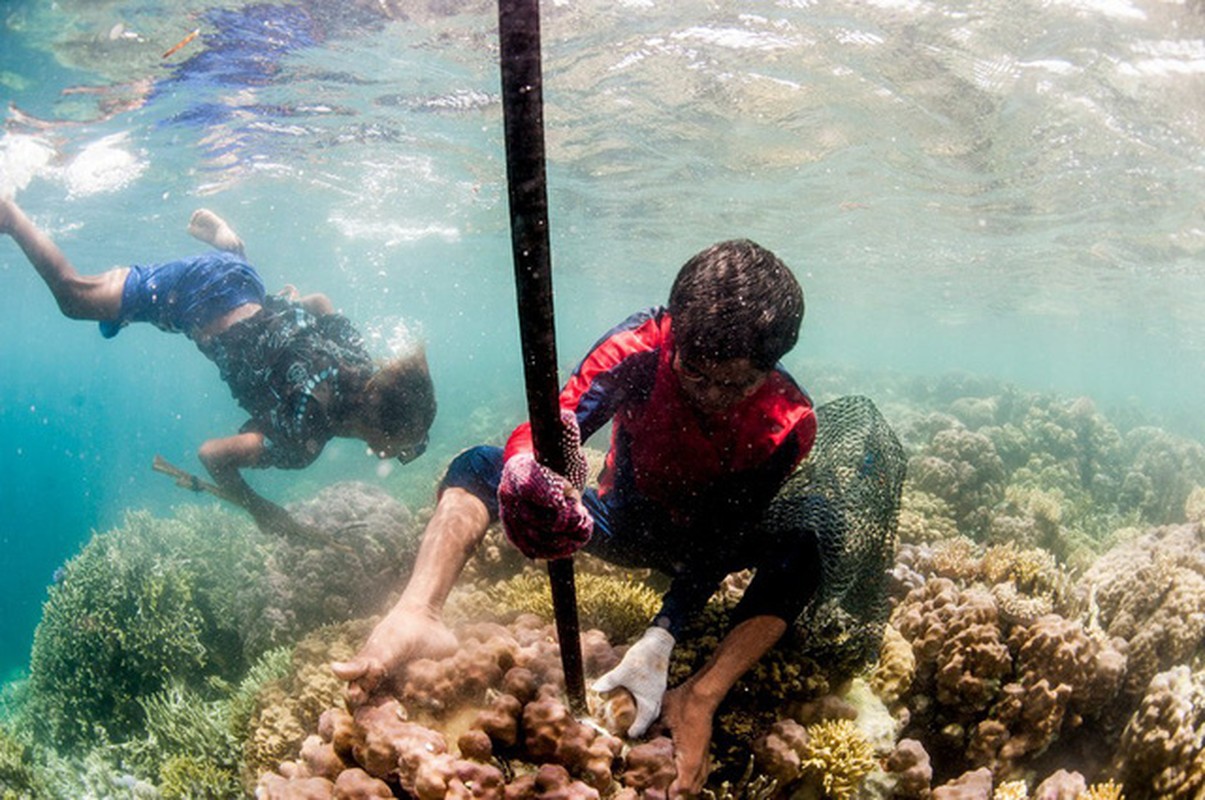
[592,626,675,737]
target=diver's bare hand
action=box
[661,683,713,798]
[331,604,458,708]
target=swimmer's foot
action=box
[189,208,245,256]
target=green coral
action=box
[797,719,876,800]
[25,494,416,754]
[0,724,41,798]
[28,535,210,749]
[158,754,241,800]
[25,505,275,750]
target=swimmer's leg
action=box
[0,198,126,321]
[188,209,245,256]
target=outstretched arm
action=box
[660,615,788,797]
[196,432,303,537]
[331,487,488,705]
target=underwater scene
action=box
[1,0,1204,797]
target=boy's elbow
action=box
[197,440,224,470]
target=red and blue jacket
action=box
[505,307,816,532]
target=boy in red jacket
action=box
[335,239,817,796]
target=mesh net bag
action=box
[761,394,906,668]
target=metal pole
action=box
[496,0,587,715]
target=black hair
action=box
[668,239,804,369]
[366,350,437,442]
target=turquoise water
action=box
[0,0,1202,684]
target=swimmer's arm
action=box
[197,432,300,535]
[278,285,334,316]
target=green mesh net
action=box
[762,395,906,668]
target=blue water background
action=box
[1,0,1203,678]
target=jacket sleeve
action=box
[505,308,662,460]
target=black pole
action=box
[496,0,587,715]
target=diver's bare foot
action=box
[331,604,458,708]
[188,208,245,256]
[660,684,713,798]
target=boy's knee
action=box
[197,440,221,468]
[53,271,125,321]
[440,446,504,517]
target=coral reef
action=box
[27,510,216,749]
[22,484,423,754]
[885,738,933,798]
[1079,780,1126,800]
[1080,523,1205,700]
[1118,427,1205,524]
[243,619,375,785]
[887,576,1128,784]
[9,375,1205,799]
[255,615,633,798]
[907,425,1007,538]
[1115,665,1205,798]
[795,719,877,800]
[447,567,662,646]
[870,624,917,706]
[898,489,961,545]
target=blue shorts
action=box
[99,252,266,339]
[442,445,822,636]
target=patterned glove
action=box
[498,411,592,560]
[592,626,675,737]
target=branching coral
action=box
[243,619,374,785]
[1078,781,1125,800]
[447,568,661,646]
[0,725,42,798]
[26,485,424,754]
[796,719,877,800]
[28,518,212,749]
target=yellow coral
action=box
[994,779,1029,800]
[869,624,915,705]
[448,570,661,645]
[1077,780,1125,800]
[930,536,981,582]
[981,541,1053,593]
[798,719,876,800]
[1186,486,1205,525]
[243,620,372,785]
